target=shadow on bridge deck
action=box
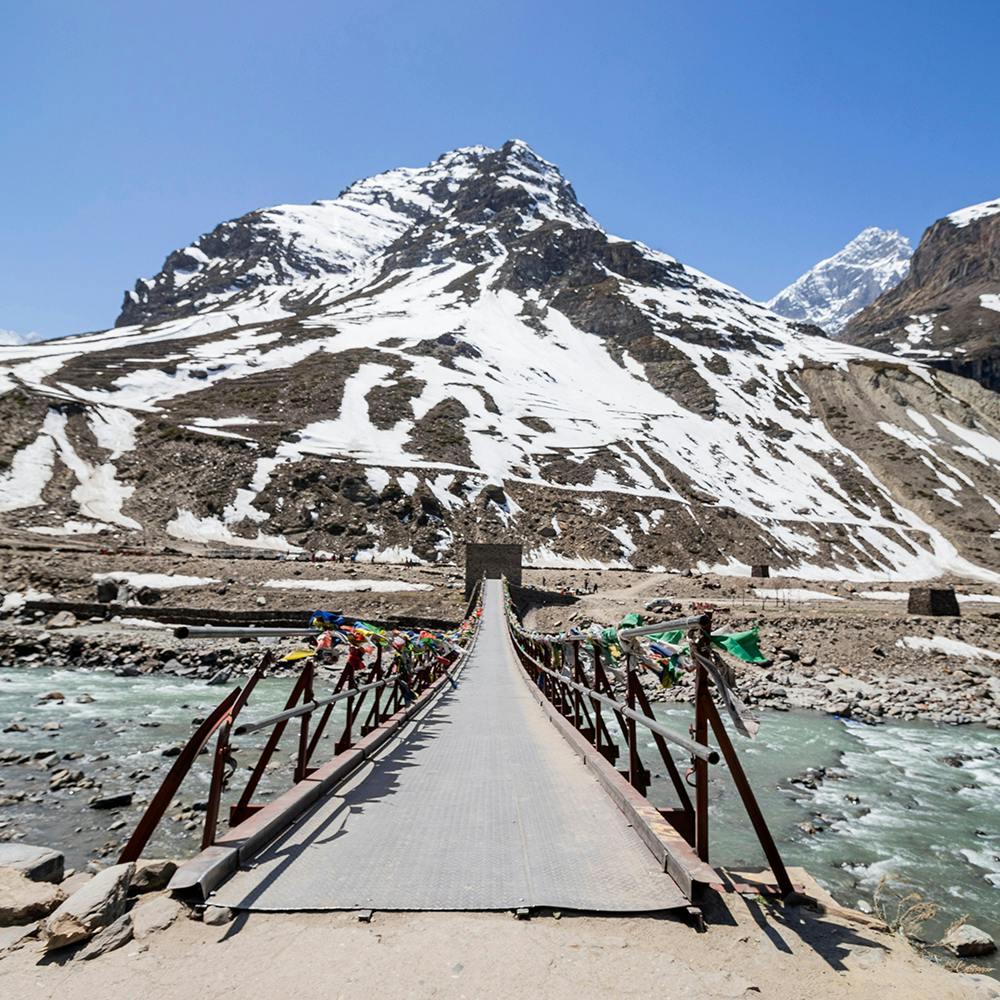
[210,580,688,913]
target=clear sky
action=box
[3,0,998,339]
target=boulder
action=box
[0,844,64,883]
[132,895,181,938]
[135,587,162,606]
[42,861,134,950]
[60,872,93,895]
[202,905,233,925]
[942,923,997,957]
[0,921,38,953]
[78,913,133,960]
[47,611,78,629]
[130,859,178,895]
[89,792,133,810]
[95,580,118,603]
[0,868,66,925]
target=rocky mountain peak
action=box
[843,195,1000,390]
[767,227,912,335]
[4,144,999,580]
[116,140,593,328]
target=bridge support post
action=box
[295,661,315,784]
[625,656,649,797]
[693,616,713,864]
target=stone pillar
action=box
[464,543,522,599]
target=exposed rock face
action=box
[1,142,999,578]
[844,198,1000,392]
[768,227,912,335]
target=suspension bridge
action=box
[117,576,794,924]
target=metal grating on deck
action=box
[211,580,688,912]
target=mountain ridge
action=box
[843,196,1000,392]
[1,141,998,581]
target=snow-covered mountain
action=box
[1,141,999,580]
[767,228,912,335]
[844,198,1000,393]
[0,329,44,346]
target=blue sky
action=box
[3,0,998,339]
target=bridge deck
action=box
[211,580,687,912]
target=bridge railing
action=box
[119,615,475,864]
[502,581,792,896]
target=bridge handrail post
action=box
[294,660,316,783]
[624,651,648,796]
[118,648,272,864]
[202,718,233,850]
[335,652,359,755]
[693,613,713,864]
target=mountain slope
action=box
[1,141,999,580]
[843,198,1000,392]
[767,228,912,335]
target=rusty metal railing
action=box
[502,582,792,896]
[119,628,463,864]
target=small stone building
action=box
[907,587,960,616]
[464,543,522,599]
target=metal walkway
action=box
[211,580,687,912]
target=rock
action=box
[135,587,161,606]
[202,905,233,925]
[957,973,1000,1000]
[132,895,180,938]
[47,611,78,629]
[206,667,232,686]
[76,693,96,704]
[42,861,134,950]
[3,722,28,733]
[60,873,92,895]
[78,913,133,960]
[95,580,118,603]
[0,868,66,925]
[0,921,38,953]
[41,721,61,731]
[130,859,177,895]
[0,844,64,883]
[38,691,65,702]
[89,792,133,810]
[942,923,996,957]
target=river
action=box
[1,665,997,969]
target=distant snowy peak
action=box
[0,328,45,346]
[117,139,597,327]
[947,196,1000,229]
[767,227,912,335]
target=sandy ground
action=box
[2,874,995,1000]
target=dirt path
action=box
[3,881,994,1000]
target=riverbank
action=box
[2,869,996,1000]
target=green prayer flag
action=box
[647,627,767,664]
